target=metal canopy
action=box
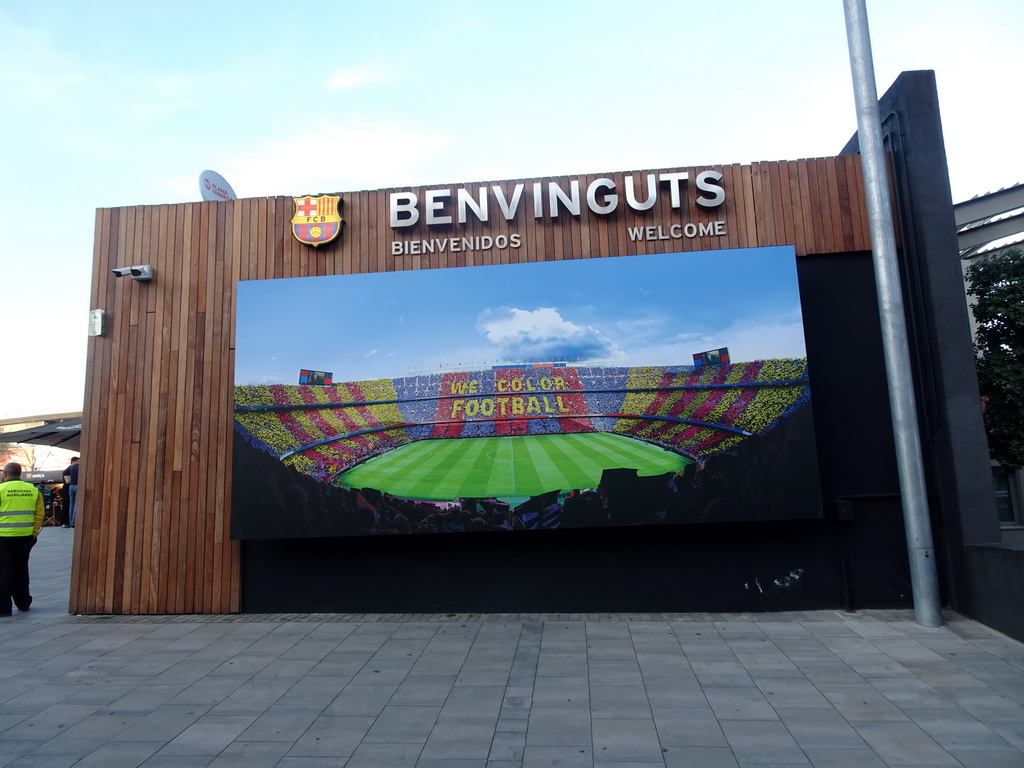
[1,419,81,452]
[956,182,1024,258]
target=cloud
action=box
[476,306,621,363]
[365,349,377,357]
[203,117,452,197]
[0,14,85,100]
[327,68,387,90]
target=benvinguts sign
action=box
[388,170,727,256]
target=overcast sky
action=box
[2,0,1022,419]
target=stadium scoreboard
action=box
[693,348,730,367]
[299,369,333,386]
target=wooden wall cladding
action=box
[72,155,870,614]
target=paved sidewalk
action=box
[1,529,1023,767]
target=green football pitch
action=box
[333,432,692,500]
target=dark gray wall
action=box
[843,70,1023,641]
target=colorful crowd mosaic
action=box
[234,360,810,484]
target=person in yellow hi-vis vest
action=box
[0,462,45,616]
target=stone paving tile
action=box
[492,728,527,748]
[28,711,141,756]
[111,702,214,742]
[321,683,399,716]
[643,678,707,708]
[344,741,423,767]
[874,637,948,663]
[276,675,352,708]
[141,756,215,767]
[943,687,1024,722]
[734,651,803,679]
[154,714,260,757]
[391,675,457,705]
[989,718,1024,751]
[703,684,779,720]
[440,684,506,719]
[0,687,82,720]
[819,686,910,722]
[903,706,1017,751]
[235,705,323,742]
[689,659,752,686]
[835,652,917,678]
[720,719,807,764]
[418,717,497,760]
[5,703,105,742]
[0,740,47,766]
[770,640,837,663]
[348,660,415,686]
[676,643,738,662]
[286,715,376,757]
[775,707,868,750]
[652,706,727,747]
[635,652,696,679]
[101,683,189,715]
[662,745,739,767]
[536,652,588,678]
[799,747,888,767]
[69,740,165,767]
[851,720,961,766]
[867,675,957,710]
[527,705,591,746]
[496,716,529,734]
[904,660,989,688]
[589,685,652,719]
[362,704,440,744]
[522,744,593,767]
[148,658,227,686]
[456,659,514,686]
[409,652,470,677]
[488,742,526,762]
[165,677,249,707]
[6,534,1024,768]
[206,682,291,715]
[947,745,1024,768]
[209,653,278,678]
[205,740,294,767]
[754,677,832,709]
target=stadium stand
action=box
[234,360,810,484]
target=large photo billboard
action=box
[232,246,821,539]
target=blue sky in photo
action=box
[235,245,804,385]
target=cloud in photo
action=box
[618,312,807,367]
[476,307,621,363]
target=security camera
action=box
[111,265,154,281]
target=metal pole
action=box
[842,0,943,626]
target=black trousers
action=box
[0,536,34,614]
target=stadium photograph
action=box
[231,246,822,540]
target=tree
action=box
[0,442,34,468]
[966,246,1024,467]
[0,442,32,466]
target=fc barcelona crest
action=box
[291,194,343,247]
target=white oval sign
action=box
[199,170,237,202]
